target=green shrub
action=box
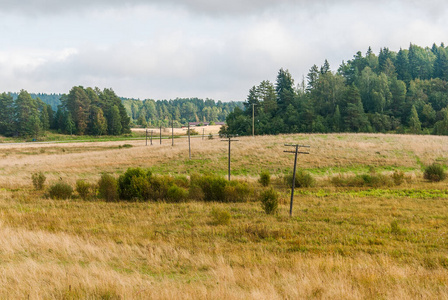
[118,167,152,200]
[192,174,227,202]
[260,188,279,215]
[188,184,205,201]
[331,173,393,187]
[166,185,188,203]
[258,170,271,187]
[148,175,174,201]
[48,182,73,199]
[391,170,405,186]
[224,180,252,202]
[285,170,315,188]
[119,144,133,149]
[76,180,93,200]
[424,163,446,182]
[210,207,231,225]
[98,173,118,202]
[208,133,214,140]
[187,129,199,135]
[174,176,190,189]
[32,172,46,190]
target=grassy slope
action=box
[0,133,448,299]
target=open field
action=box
[0,133,448,298]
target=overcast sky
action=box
[1,0,448,101]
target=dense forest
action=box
[222,43,448,136]
[0,89,241,138]
[0,87,131,137]
[121,98,242,127]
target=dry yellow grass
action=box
[1,132,447,188]
[0,133,448,299]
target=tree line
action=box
[122,98,242,128]
[222,43,448,136]
[0,87,131,137]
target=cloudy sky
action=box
[1,0,448,101]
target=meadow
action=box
[0,133,447,299]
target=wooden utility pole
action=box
[188,122,191,159]
[252,103,257,137]
[284,144,310,217]
[160,126,162,145]
[221,135,239,181]
[145,128,148,146]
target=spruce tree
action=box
[409,105,421,134]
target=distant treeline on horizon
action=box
[222,43,448,136]
[1,90,243,138]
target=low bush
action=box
[260,188,279,215]
[331,173,393,187]
[166,185,188,203]
[148,175,174,201]
[98,173,119,202]
[210,207,231,225]
[192,174,227,202]
[32,172,46,190]
[284,170,315,188]
[76,180,93,200]
[118,168,152,200]
[48,182,73,199]
[224,180,252,202]
[424,163,446,182]
[258,170,271,187]
[188,184,205,201]
[391,170,405,186]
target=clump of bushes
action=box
[224,180,252,202]
[166,185,188,203]
[76,180,94,200]
[191,174,227,202]
[258,170,271,187]
[118,168,152,200]
[32,172,46,190]
[210,207,231,225]
[260,188,279,215]
[98,173,119,202]
[331,173,394,187]
[284,170,315,188]
[48,181,73,199]
[424,163,446,182]
[391,170,405,186]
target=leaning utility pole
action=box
[284,144,310,217]
[221,134,239,181]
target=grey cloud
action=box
[3,0,447,17]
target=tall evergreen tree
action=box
[276,68,296,112]
[0,93,16,136]
[409,105,422,134]
[14,90,42,137]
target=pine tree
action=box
[276,68,296,112]
[0,93,16,136]
[109,105,122,135]
[409,105,421,134]
[14,90,42,137]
